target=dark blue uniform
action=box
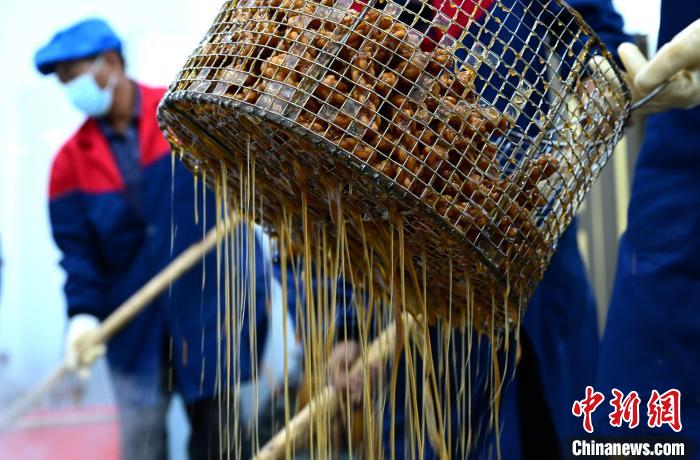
[369,0,629,457]
[597,1,700,446]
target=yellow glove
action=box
[64,314,106,380]
[328,340,363,406]
[618,19,700,114]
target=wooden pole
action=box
[252,314,417,460]
[92,221,224,345]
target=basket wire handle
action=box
[631,79,672,112]
[590,54,672,113]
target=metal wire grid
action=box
[158,0,630,325]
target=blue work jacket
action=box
[597,1,700,445]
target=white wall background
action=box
[0,0,662,458]
[613,0,662,52]
[0,2,224,458]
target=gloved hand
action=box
[328,340,380,408]
[617,19,700,114]
[64,314,106,380]
[328,340,363,406]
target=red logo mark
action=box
[609,388,641,429]
[572,386,606,433]
[647,389,682,432]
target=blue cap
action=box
[35,18,122,75]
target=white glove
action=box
[617,19,700,114]
[64,314,106,380]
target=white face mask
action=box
[64,57,118,117]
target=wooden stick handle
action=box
[0,364,70,431]
[93,221,224,344]
[253,314,416,460]
[0,221,227,431]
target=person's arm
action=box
[49,154,108,318]
[49,154,108,375]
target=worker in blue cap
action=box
[35,18,305,460]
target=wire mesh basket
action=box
[157,0,630,329]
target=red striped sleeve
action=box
[49,121,124,199]
[433,0,494,35]
[138,84,171,167]
[349,1,495,50]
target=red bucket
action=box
[0,406,120,460]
